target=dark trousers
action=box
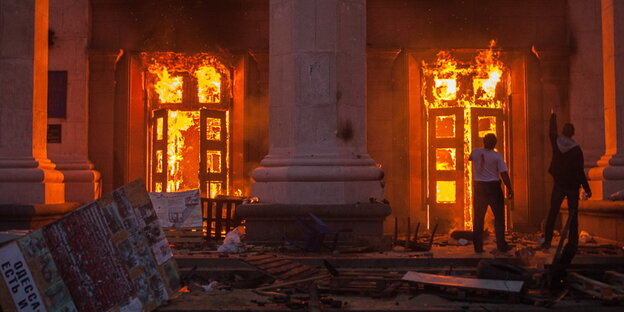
[473,181,507,252]
[544,184,579,265]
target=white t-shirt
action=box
[469,148,508,182]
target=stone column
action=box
[568,0,605,168]
[0,0,65,205]
[588,0,624,199]
[237,0,390,242]
[47,0,100,204]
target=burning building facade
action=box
[0,0,622,241]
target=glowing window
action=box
[207,150,222,173]
[156,150,163,173]
[435,115,456,138]
[153,68,182,103]
[167,110,201,192]
[206,118,222,141]
[196,66,221,103]
[436,181,456,203]
[156,117,164,140]
[478,116,496,137]
[434,79,457,101]
[207,182,223,198]
[155,182,163,192]
[436,148,456,170]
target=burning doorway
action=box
[143,53,232,198]
[422,43,511,232]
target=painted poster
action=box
[149,189,202,228]
[0,180,180,312]
[0,242,47,312]
[17,229,77,312]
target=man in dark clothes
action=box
[469,133,513,254]
[542,111,591,265]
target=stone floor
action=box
[157,233,624,311]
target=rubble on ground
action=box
[156,228,624,311]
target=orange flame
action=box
[153,67,183,103]
[167,111,200,192]
[196,66,221,103]
[144,52,228,105]
[473,40,504,100]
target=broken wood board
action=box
[568,272,624,300]
[605,271,624,291]
[402,271,524,293]
[239,254,321,282]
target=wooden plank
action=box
[308,283,321,312]
[568,272,616,300]
[247,257,282,266]
[225,201,233,233]
[214,200,223,239]
[267,263,303,275]
[380,281,404,296]
[255,274,331,291]
[280,266,318,280]
[164,232,204,237]
[244,254,276,262]
[165,237,205,243]
[605,271,624,290]
[203,199,213,238]
[401,271,524,293]
[260,260,293,270]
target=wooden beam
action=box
[402,271,524,293]
[568,272,617,300]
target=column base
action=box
[0,202,81,230]
[236,202,391,244]
[252,180,385,205]
[0,158,65,204]
[54,159,102,203]
[562,200,624,243]
[251,156,386,205]
[588,156,624,199]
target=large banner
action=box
[0,180,180,312]
[149,189,202,228]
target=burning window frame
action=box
[142,52,233,198]
[421,42,512,230]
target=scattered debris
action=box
[607,189,624,201]
[217,227,245,253]
[286,213,351,252]
[579,230,596,244]
[450,230,490,241]
[568,272,624,301]
[477,259,531,282]
[407,223,438,251]
[402,271,524,302]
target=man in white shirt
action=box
[469,133,513,253]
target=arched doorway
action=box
[421,45,511,232]
[142,53,233,198]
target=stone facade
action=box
[0,0,64,205]
[1,0,623,241]
[48,0,100,203]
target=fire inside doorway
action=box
[422,42,511,232]
[143,53,232,198]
